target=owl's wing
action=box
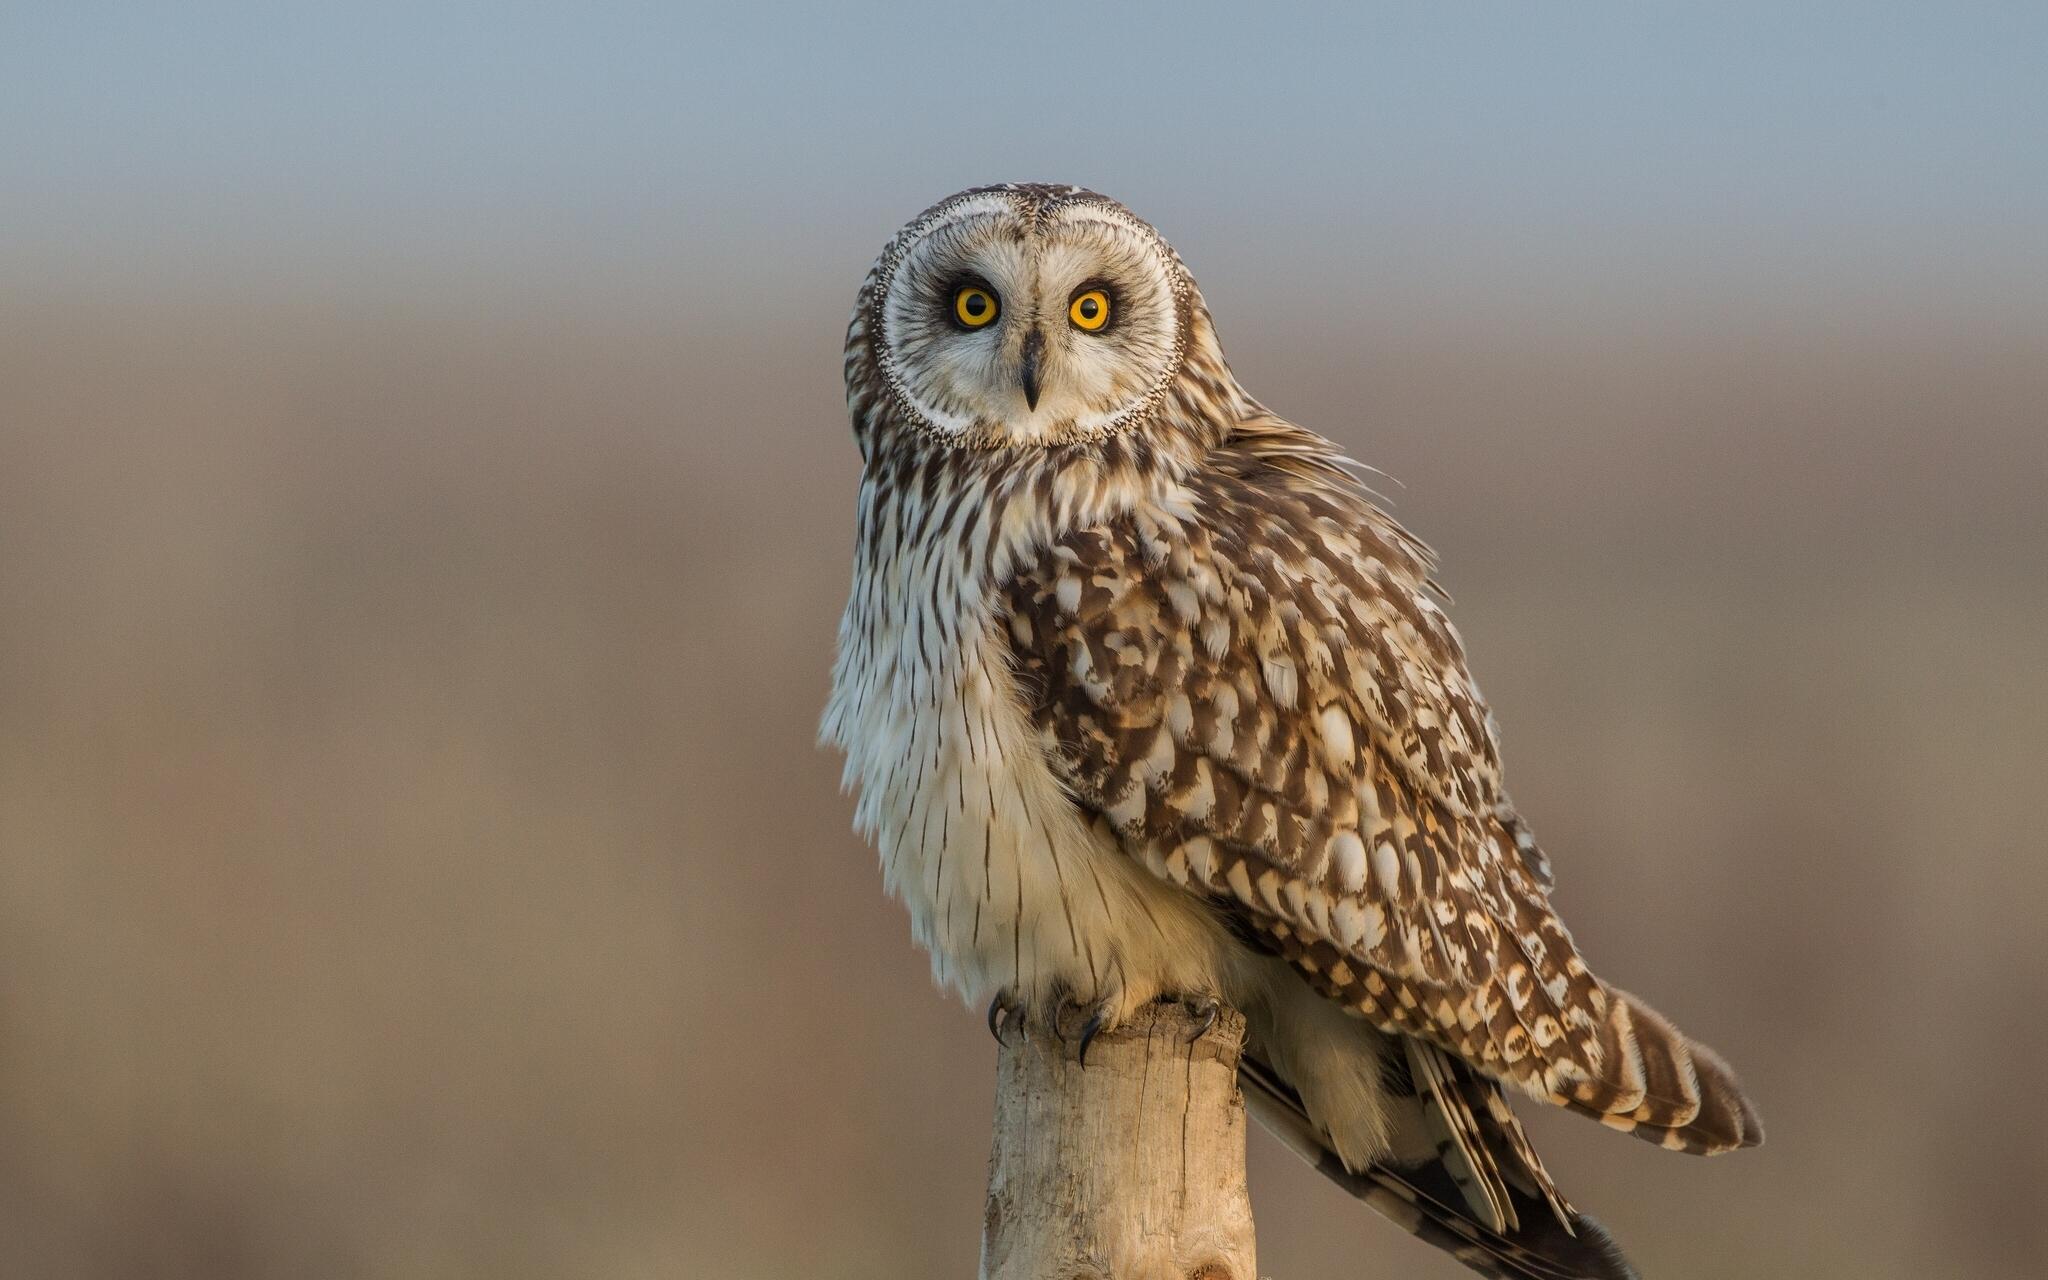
[998,414,1760,1156]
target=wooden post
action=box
[980,1001,1256,1280]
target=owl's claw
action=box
[1151,992,1221,1042]
[1048,991,1117,1065]
[1077,1011,1107,1066]
[987,993,1025,1046]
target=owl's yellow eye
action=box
[1069,289,1111,331]
[953,285,999,328]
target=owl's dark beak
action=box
[1019,328,1044,410]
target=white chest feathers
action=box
[822,528,1228,1014]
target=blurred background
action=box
[2,4,2044,1277]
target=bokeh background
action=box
[3,5,2045,1277]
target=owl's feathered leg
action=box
[1240,1055,1640,1280]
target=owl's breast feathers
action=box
[998,414,1762,1156]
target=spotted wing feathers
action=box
[1000,414,1761,1156]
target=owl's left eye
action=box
[953,285,1000,329]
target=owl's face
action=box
[870,187,1189,446]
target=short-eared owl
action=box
[822,184,1761,1279]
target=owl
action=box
[822,184,1762,1279]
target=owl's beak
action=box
[1019,327,1044,411]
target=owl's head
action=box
[859,185,1199,448]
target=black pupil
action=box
[1079,297,1099,319]
[963,292,987,316]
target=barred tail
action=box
[1241,1055,1639,1280]
[1560,987,1766,1156]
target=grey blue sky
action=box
[5,3,2044,322]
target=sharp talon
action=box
[1186,998,1219,1043]
[987,994,1025,1046]
[1077,1012,1105,1066]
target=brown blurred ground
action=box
[0,267,2042,1280]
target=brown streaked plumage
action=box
[824,184,1761,1279]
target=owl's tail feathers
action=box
[1555,987,1766,1157]
[1241,1055,1639,1280]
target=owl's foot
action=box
[1169,993,1221,1042]
[1061,992,1222,1062]
[1052,997,1112,1067]
[1048,983,1130,1067]
[986,992,1026,1046]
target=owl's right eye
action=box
[952,285,1000,329]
